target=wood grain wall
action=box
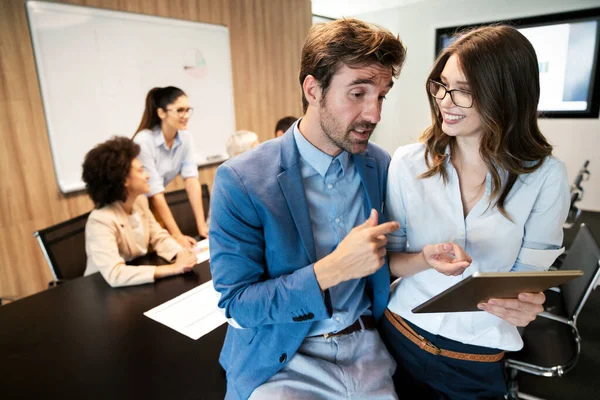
[0,0,311,298]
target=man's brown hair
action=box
[299,18,406,112]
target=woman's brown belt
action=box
[384,309,505,363]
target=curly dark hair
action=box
[82,136,141,208]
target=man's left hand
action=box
[477,292,545,327]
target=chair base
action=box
[506,369,547,400]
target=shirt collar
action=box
[152,126,181,150]
[293,120,350,178]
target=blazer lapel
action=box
[135,198,151,247]
[354,153,381,219]
[355,152,390,319]
[112,202,137,257]
[277,132,317,264]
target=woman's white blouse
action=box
[386,143,570,351]
[134,127,199,197]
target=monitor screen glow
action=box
[435,8,600,118]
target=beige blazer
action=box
[84,195,182,287]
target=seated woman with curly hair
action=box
[82,136,197,287]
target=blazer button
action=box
[279,353,287,363]
[306,312,314,320]
[292,316,302,322]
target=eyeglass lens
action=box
[428,81,472,108]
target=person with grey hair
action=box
[226,130,260,158]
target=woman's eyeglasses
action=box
[166,107,194,117]
[428,80,474,108]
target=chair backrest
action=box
[164,184,210,239]
[571,160,590,193]
[33,212,91,281]
[565,161,590,229]
[559,223,600,319]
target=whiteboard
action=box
[26,1,235,193]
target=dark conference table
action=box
[0,260,227,399]
[3,210,599,399]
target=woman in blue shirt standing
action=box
[380,25,570,399]
[133,86,208,248]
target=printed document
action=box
[195,238,210,264]
[144,280,226,340]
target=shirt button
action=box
[327,184,333,189]
[335,217,341,224]
[335,316,341,322]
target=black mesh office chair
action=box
[563,160,590,230]
[164,183,210,240]
[33,212,91,287]
[506,223,600,399]
[553,160,591,270]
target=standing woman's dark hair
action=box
[419,25,553,219]
[134,86,186,137]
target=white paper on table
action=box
[195,238,210,264]
[144,280,226,340]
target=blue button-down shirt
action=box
[386,142,570,351]
[134,127,199,196]
[292,123,371,337]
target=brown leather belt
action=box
[384,309,505,363]
[312,315,375,339]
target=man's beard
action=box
[319,102,377,154]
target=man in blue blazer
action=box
[209,18,406,399]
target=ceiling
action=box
[311,0,427,19]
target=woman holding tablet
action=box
[83,137,197,287]
[380,25,570,399]
[133,86,208,248]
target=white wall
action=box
[357,0,600,211]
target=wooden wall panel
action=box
[0,0,311,298]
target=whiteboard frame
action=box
[26,0,235,193]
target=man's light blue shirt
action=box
[293,123,371,336]
[134,127,198,196]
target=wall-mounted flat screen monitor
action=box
[435,8,600,118]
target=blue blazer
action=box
[209,129,392,400]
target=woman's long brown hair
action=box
[419,25,553,220]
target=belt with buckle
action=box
[312,315,375,339]
[384,309,505,363]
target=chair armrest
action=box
[538,311,570,325]
[48,280,67,288]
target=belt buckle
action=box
[323,317,363,339]
[428,342,442,355]
[418,335,441,355]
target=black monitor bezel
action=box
[434,7,600,119]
